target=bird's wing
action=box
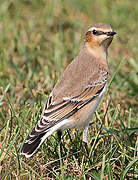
[27,48,109,138]
[31,68,108,136]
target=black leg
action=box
[57,130,63,157]
[67,130,73,143]
[57,130,62,142]
[82,141,90,155]
[82,141,92,165]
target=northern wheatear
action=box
[21,23,116,158]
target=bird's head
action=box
[84,23,116,51]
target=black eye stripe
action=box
[89,29,116,36]
[92,30,105,35]
[92,30,116,36]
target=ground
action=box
[0,0,138,179]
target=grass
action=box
[0,0,138,179]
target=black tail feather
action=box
[21,133,45,157]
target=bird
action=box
[21,23,116,158]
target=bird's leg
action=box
[82,125,90,156]
[82,125,93,164]
[57,130,68,157]
[67,130,72,143]
[57,130,63,157]
[57,130,62,142]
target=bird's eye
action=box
[92,29,97,35]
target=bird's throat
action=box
[86,43,107,61]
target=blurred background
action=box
[0,0,137,179]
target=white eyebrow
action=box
[88,27,96,31]
[87,27,113,32]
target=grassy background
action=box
[0,0,138,179]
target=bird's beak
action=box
[106,31,117,36]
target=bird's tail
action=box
[21,131,47,158]
[20,118,68,158]
[20,128,53,158]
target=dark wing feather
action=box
[21,69,108,157]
